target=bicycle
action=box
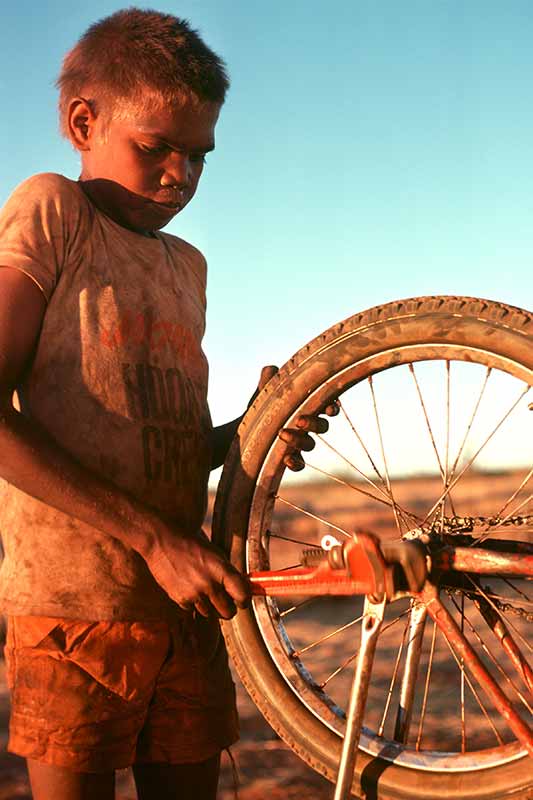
[212,296,532,800]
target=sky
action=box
[1,0,533,440]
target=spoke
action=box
[315,435,415,529]
[448,367,492,485]
[408,363,446,480]
[445,361,451,484]
[318,605,413,671]
[306,460,421,526]
[500,577,531,604]
[320,650,358,689]
[378,614,410,737]
[445,361,457,518]
[305,461,420,524]
[459,585,533,611]
[442,636,505,747]
[293,614,365,657]
[269,531,321,549]
[280,597,321,618]
[494,466,533,520]
[421,383,531,527]
[447,593,533,716]
[379,606,413,636]
[407,361,458,524]
[415,620,438,750]
[464,575,533,658]
[476,492,533,544]
[368,376,403,536]
[467,579,533,694]
[275,495,352,538]
[339,399,386,485]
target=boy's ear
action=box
[67,98,98,151]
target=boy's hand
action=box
[145,528,250,619]
[279,401,340,471]
[250,364,340,472]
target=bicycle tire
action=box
[213,295,533,799]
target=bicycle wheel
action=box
[212,296,533,800]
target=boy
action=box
[0,8,325,800]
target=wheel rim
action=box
[245,343,532,772]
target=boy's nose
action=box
[160,153,191,189]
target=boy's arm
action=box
[0,268,249,619]
[211,417,242,469]
[211,365,279,469]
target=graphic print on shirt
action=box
[102,307,210,487]
[122,360,210,486]
[101,309,204,374]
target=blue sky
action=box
[1,1,532,432]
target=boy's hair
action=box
[56,7,229,137]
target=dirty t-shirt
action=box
[0,173,213,620]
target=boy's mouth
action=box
[151,193,186,211]
[153,188,186,209]
[150,198,183,212]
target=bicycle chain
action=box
[445,585,533,622]
[420,514,533,622]
[438,513,533,534]
[435,514,533,620]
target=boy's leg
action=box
[133,614,237,798]
[27,760,115,800]
[133,755,220,800]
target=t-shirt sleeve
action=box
[0,173,86,302]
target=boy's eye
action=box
[137,144,206,164]
[138,143,168,155]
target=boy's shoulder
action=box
[9,172,87,206]
[19,171,77,190]
[4,172,92,223]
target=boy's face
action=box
[76,99,220,233]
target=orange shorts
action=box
[4,614,238,773]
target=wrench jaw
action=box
[250,530,429,601]
[342,533,392,603]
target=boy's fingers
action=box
[223,569,251,609]
[209,588,237,620]
[278,428,315,452]
[294,414,329,434]
[194,595,211,618]
[283,451,305,471]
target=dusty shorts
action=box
[4,613,239,773]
